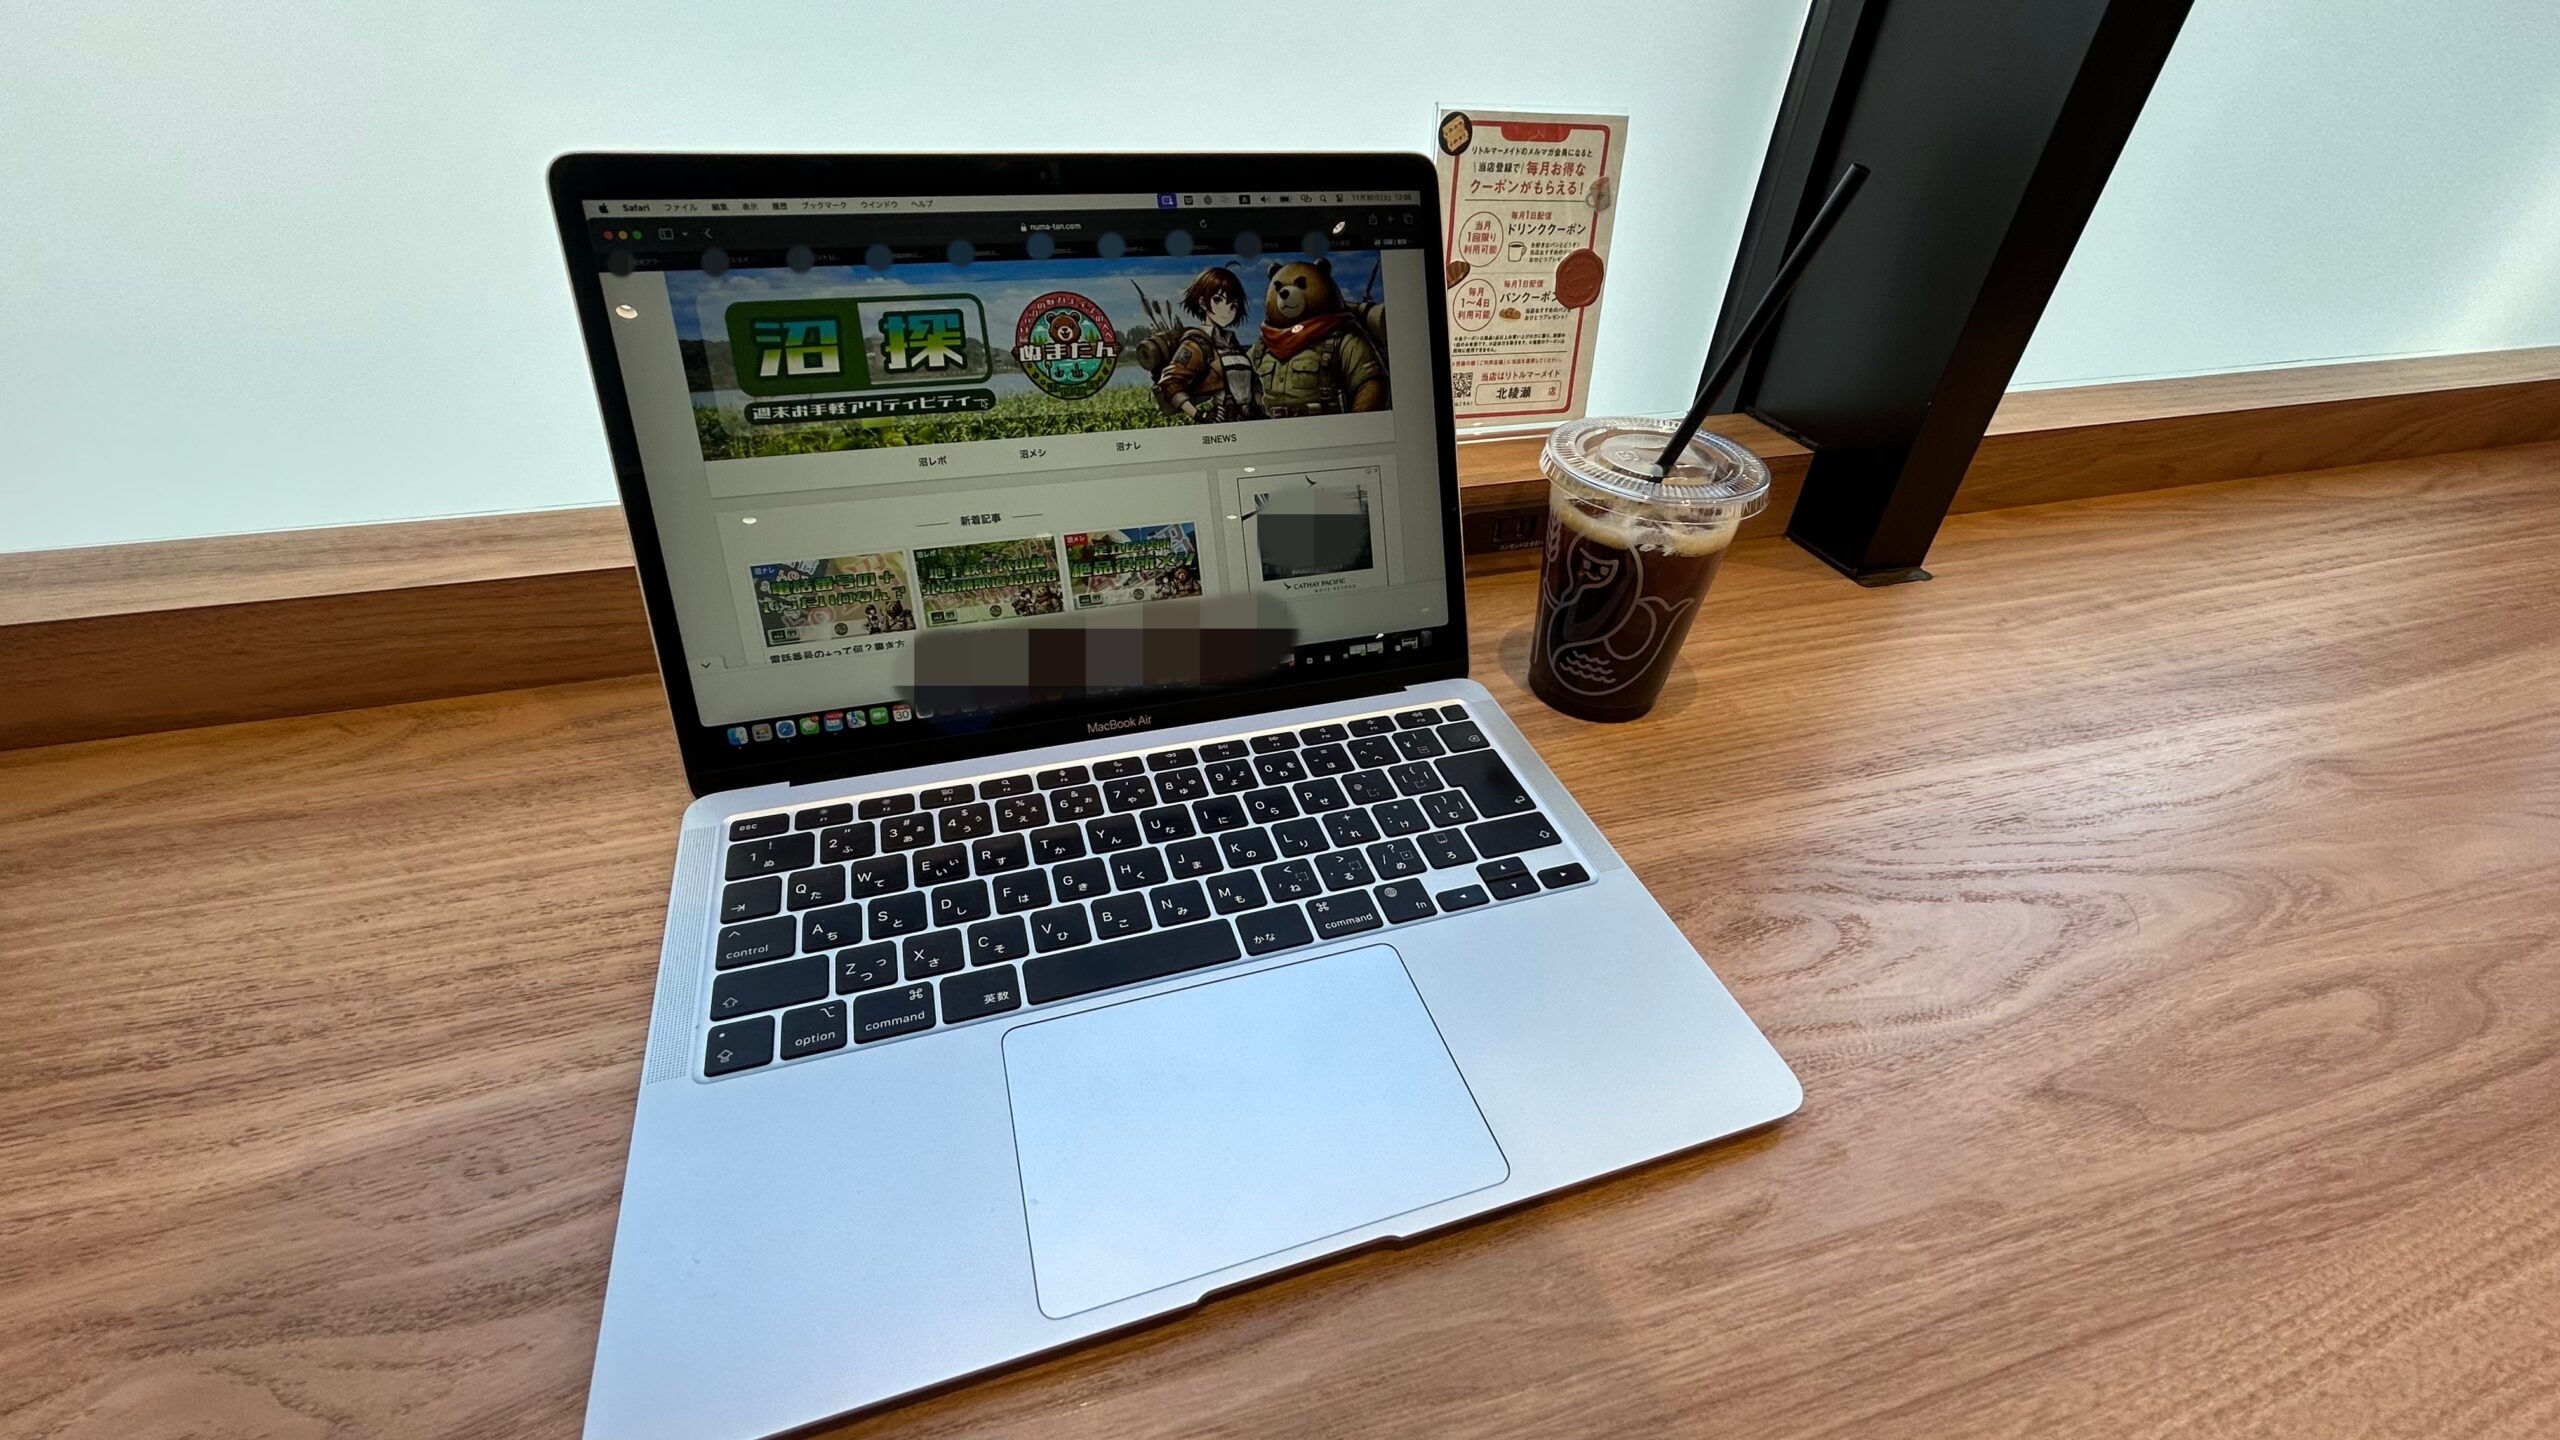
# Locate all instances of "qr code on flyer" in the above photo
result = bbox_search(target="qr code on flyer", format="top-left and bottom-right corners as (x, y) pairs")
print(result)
(1451, 370), (1474, 403)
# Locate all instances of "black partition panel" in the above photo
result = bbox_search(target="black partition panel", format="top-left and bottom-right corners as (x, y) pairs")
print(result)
(1709, 0), (2195, 583)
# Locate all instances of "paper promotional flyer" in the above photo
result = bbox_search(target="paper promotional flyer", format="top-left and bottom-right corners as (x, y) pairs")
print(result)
(1433, 107), (1626, 427)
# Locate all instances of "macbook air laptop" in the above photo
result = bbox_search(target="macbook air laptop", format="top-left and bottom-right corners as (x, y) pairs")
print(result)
(549, 151), (1800, 1439)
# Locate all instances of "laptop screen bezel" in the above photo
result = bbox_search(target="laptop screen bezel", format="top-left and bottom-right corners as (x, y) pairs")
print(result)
(548, 151), (1470, 799)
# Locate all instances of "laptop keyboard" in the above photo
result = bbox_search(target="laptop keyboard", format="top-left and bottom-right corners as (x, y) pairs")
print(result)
(697, 701), (1592, 1078)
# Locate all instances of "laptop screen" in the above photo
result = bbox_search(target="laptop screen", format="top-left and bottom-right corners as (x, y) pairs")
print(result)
(570, 170), (1456, 773)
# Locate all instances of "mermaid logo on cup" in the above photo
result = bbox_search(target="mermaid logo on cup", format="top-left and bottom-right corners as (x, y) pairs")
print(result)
(1534, 507), (1709, 698)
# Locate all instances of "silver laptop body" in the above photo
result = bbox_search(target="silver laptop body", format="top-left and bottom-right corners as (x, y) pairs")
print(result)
(550, 151), (1800, 1440)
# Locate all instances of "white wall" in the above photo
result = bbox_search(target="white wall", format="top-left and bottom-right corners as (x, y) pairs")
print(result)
(4, 0), (2556, 553)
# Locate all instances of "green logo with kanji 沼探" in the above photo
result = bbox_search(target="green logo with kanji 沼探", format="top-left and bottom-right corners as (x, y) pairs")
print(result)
(726, 294), (990, 397)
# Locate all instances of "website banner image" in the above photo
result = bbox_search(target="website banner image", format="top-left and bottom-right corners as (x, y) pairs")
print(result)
(749, 553), (916, 648)
(913, 536), (1068, 629)
(1065, 523), (1203, 610)
(670, 251), (1396, 463)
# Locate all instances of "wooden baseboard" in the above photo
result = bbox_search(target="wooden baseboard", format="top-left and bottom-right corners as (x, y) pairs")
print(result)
(4, 346), (2555, 751)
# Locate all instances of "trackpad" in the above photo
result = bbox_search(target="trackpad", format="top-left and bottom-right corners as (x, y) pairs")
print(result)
(1003, 944), (1509, 1319)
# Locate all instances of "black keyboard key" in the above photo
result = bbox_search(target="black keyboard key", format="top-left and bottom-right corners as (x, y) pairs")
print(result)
(711, 955), (826, 1020)
(779, 1000), (848, 1059)
(880, 813), (936, 851)
(1488, 871), (1540, 900)
(846, 853), (909, 897)
(920, 784), (975, 808)
(1201, 740), (1249, 762)
(1322, 810), (1380, 848)
(904, 929), (965, 979)
(973, 833), (1030, 874)
(1437, 750), (1536, 818)
(1439, 703), (1471, 722)
(1374, 880), (1436, 923)
(1253, 752), (1307, 786)
(931, 878), (990, 926)
(867, 892), (926, 938)
(1138, 878), (1203, 928)
(1146, 746), (1198, 771)
(1207, 870), (1267, 915)
(1389, 762), (1445, 797)
(853, 983), (935, 1042)
(968, 915), (1030, 965)
(1029, 824), (1087, 864)
(942, 965), (1023, 1022)
(1093, 756), (1145, 780)
(1393, 730), (1446, 761)
(1087, 814), (1144, 853)
(1193, 795), (1248, 833)
(1092, 893), (1152, 937)
(1395, 707), (1441, 729)
(1478, 857), (1529, 882)
(1302, 743), (1354, 776)
(1103, 775), (1158, 812)
(980, 774), (1033, 798)
(1166, 837), (1224, 879)
(1036, 764), (1090, 789)
(1249, 731), (1300, 753)
(1537, 862), (1593, 890)
(1348, 735), (1401, 768)
(1050, 784), (1103, 821)
(1306, 892), (1383, 939)
(857, 795), (915, 820)
(939, 803), (994, 842)
(819, 821), (877, 863)
(1419, 791), (1477, 828)
(1300, 723), (1349, 745)
(1435, 885), (1491, 912)
(1244, 787), (1300, 825)
(1418, 829), (1477, 869)
(799, 901), (863, 950)
(835, 942), (899, 992)
(792, 803), (853, 831)
(1220, 827), (1277, 868)
(1053, 857), (1109, 901)
(725, 832), (815, 880)
(915, 844), (970, 886)
(786, 865), (846, 910)
(1262, 858), (1321, 902)
(705, 1016), (774, 1075)
(1241, 905), (1313, 955)
(1343, 769), (1397, 806)
(730, 814), (789, 841)
(1030, 904), (1093, 952)
(1367, 838), (1426, 879)
(1316, 850), (1376, 891)
(995, 794), (1050, 831)
(994, 869), (1052, 915)
(1023, 919), (1241, 1003)
(720, 876), (781, 923)
(1349, 714), (1397, 736)
(1292, 777), (1349, 813)
(716, 915), (796, 970)
(1372, 799), (1427, 837)
(1154, 767), (1207, 803)
(1436, 720), (1490, 752)
(1110, 848), (1169, 890)
(1140, 805), (1196, 843)
(1469, 812), (1563, 860)
(1205, 759), (1259, 794)
(1273, 817), (1328, 857)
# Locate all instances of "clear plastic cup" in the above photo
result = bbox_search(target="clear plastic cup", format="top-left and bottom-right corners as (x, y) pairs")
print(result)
(1527, 417), (1772, 722)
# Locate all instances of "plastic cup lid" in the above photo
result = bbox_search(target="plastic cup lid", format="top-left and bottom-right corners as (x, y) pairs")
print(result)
(1541, 416), (1772, 516)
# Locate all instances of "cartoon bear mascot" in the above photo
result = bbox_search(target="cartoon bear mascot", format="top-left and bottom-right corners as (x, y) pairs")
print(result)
(1247, 259), (1390, 416)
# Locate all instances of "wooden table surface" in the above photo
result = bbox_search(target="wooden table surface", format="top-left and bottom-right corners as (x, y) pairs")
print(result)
(6, 443), (2559, 1439)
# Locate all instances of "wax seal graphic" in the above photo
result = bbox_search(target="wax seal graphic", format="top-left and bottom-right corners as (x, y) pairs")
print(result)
(1445, 258), (1472, 289)
(1554, 248), (1606, 310)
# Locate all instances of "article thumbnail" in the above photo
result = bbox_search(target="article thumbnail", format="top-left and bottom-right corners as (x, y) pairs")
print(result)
(1065, 523), (1203, 610)
(749, 553), (915, 647)
(913, 537), (1067, 628)
(1240, 468), (1381, 587)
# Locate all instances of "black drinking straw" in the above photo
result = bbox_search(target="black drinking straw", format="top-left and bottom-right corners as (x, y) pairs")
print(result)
(1653, 162), (1871, 474)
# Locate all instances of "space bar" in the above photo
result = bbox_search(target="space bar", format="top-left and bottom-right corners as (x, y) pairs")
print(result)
(1023, 920), (1243, 1004)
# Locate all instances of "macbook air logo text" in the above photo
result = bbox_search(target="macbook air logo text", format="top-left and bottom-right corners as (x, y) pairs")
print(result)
(1086, 714), (1153, 735)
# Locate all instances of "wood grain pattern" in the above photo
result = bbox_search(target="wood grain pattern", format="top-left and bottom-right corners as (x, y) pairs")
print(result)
(4, 441), (2558, 1438)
